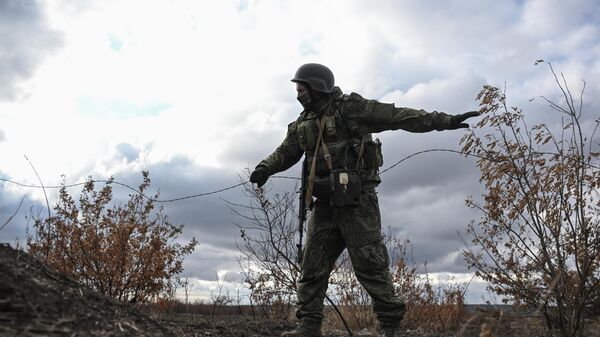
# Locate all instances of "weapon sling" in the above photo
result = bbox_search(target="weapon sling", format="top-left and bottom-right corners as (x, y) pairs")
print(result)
(304, 115), (329, 208)
(297, 115), (328, 264)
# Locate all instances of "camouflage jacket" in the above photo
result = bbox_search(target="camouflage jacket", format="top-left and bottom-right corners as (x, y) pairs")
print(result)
(257, 87), (454, 188)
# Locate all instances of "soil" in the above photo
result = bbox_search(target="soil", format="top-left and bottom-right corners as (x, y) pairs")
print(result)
(154, 314), (460, 337)
(2, 243), (597, 337)
(0, 243), (173, 337)
(0, 243), (463, 337)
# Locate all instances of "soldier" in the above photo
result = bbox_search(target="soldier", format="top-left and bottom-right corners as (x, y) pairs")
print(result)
(249, 63), (478, 337)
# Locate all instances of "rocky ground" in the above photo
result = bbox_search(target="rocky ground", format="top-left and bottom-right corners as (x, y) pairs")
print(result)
(1, 243), (598, 337)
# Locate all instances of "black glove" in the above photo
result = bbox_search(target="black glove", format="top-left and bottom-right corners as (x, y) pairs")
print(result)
(250, 165), (269, 187)
(449, 111), (480, 129)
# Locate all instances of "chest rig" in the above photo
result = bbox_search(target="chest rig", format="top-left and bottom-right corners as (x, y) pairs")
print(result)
(295, 102), (374, 207)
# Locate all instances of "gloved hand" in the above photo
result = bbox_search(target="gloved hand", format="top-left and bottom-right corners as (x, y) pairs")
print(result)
(249, 165), (269, 187)
(449, 111), (480, 129)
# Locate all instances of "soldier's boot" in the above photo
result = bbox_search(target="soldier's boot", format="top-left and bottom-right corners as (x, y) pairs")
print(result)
(281, 319), (322, 337)
(379, 322), (401, 337)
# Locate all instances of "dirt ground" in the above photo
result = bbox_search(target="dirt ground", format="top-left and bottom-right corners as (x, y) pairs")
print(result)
(0, 243), (465, 337)
(154, 314), (462, 337)
(1, 243), (598, 337)
(0, 243), (174, 337)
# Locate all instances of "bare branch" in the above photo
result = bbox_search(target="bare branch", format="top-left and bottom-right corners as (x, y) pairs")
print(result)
(0, 194), (26, 232)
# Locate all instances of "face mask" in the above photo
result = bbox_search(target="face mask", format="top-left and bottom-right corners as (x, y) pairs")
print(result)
(297, 91), (312, 110)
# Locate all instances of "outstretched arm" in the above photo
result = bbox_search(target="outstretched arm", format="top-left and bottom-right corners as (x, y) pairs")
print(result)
(341, 92), (479, 135)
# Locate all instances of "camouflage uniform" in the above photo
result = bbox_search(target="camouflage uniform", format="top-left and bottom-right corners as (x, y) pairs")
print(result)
(256, 86), (455, 334)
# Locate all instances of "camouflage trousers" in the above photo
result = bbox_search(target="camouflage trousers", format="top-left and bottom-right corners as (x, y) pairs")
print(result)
(296, 190), (406, 326)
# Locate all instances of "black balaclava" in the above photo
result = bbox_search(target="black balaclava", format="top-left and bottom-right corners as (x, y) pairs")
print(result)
(297, 86), (330, 113)
(296, 90), (312, 110)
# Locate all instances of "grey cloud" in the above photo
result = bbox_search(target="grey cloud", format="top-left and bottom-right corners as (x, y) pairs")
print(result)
(379, 73), (485, 114)
(0, 0), (63, 101)
(348, 0), (600, 96)
(127, 159), (299, 280)
(181, 245), (243, 280)
(218, 127), (284, 170)
(221, 270), (247, 284)
(216, 100), (301, 170)
(337, 36), (447, 99)
(424, 250), (472, 274)
(115, 143), (141, 163)
(349, 0), (521, 57)
(0, 130), (5, 142)
(380, 178), (482, 273)
(520, 0), (600, 37)
(72, 154), (261, 255)
(377, 131), (481, 194)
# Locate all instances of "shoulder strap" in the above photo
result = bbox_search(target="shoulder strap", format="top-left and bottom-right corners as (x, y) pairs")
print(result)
(317, 118), (334, 171)
(304, 115), (328, 208)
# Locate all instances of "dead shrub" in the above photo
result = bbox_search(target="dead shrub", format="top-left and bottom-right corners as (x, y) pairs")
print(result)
(27, 171), (197, 303)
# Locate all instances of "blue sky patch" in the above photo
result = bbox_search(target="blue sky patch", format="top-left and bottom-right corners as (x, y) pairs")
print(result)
(77, 96), (170, 119)
(108, 34), (123, 51)
(236, 0), (249, 12)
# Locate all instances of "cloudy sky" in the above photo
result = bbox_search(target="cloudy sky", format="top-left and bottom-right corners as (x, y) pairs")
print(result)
(1, 0), (599, 304)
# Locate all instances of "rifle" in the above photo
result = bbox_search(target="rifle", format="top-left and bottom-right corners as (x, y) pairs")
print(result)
(297, 158), (309, 264)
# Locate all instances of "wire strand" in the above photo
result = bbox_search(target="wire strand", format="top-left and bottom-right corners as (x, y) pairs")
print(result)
(0, 177), (249, 203)
(0, 149), (470, 203)
(1, 148), (596, 203)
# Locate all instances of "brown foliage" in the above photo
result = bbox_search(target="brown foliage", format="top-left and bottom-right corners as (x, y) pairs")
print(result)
(462, 64), (600, 337)
(328, 237), (465, 332)
(27, 171), (197, 303)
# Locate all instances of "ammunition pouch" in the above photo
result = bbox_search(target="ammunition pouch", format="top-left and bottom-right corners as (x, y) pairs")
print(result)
(355, 135), (383, 170)
(310, 169), (361, 207)
(363, 138), (383, 169)
(330, 169), (361, 207)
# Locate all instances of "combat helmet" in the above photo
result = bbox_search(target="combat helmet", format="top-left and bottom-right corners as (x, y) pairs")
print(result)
(291, 63), (335, 93)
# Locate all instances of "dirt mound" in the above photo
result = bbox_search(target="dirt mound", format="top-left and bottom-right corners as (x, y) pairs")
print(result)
(0, 243), (173, 337)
